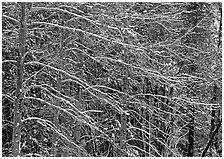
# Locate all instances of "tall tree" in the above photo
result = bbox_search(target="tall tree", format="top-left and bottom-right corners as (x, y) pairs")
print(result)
(12, 3), (26, 157)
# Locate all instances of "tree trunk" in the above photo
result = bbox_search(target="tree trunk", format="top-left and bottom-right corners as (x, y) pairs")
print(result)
(51, 77), (61, 156)
(140, 77), (146, 157)
(159, 85), (166, 155)
(165, 87), (174, 156)
(210, 83), (220, 154)
(74, 32), (85, 156)
(210, 84), (216, 137)
(120, 112), (127, 151)
(201, 120), (222, 157)
(141, 108), (146, 156)
(51, 13), (65, 156)
(12, 3), (26, 157)
(187, 105), (194, 157)
(52, 109), (59, 156)
(119, 76), (128, 155)
(218, 3), (222, 49)
(145, 78), (151, 156)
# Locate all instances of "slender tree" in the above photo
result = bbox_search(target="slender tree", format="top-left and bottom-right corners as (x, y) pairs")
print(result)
(187, 107), (194, 157)
(201, 120), (222, 157)
(12, 3), (26, 157)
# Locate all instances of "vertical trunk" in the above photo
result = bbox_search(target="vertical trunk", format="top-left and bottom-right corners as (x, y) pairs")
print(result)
(210, 84), (217, 136)
(141, 108), (146, 156)
(90, 126), (96, 156)
(148, 113), (151, 157)
(210, 99), (216, 137)
(218, 3), (222, 49)
(145, 78), (151, 156)
(120, 112), (127, 151)
(120, 76), (128, 155)
(210, 83), (220, 153)
(52, 14), (64, 156)
(51, 77), (61, 156)
(51, 75), (62, 156)
(187, 105), (194, 157)
(215, 109), (221, 156)
(12, 3), (26, 157)
(141, 77), (146, 157)
(76, 61), (83, 151)
(165, 87), (174, 156)
(159, 85), (166, 155)
(152, 84), (158, 156)
(211, 85), (216, 153)
(74, 33), (85, 156)
(52, 109), (59, 156)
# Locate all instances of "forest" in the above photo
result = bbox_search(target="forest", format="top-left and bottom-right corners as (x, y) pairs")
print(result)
(2, 2), (222, 157)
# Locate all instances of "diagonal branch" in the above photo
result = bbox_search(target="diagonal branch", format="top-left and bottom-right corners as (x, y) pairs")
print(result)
(3, 15), (20, 26)
(201, 120), (222, 157)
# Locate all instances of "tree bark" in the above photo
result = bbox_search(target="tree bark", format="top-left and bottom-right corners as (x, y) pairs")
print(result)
(52, 109), (59, 156)
(120, 112), (127, 150)
(209, 83), (221, 154)
(51, 13), (65, 156)
(218, 3), (222, 49)
(140, 77), (146, 156)
(210, 84), (217, 138)
(164, 87), (174, 156)
(73, 31), (85, 156)
(12, 3), (26, 157)
(159, 85), (166, 155)
(119, 76), (128, 155)
(187, 106), (194, 157)
(145, 78), (151, 156)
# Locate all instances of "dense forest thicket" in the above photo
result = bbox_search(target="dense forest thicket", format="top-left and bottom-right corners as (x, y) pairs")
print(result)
(2, 2), (222, 157)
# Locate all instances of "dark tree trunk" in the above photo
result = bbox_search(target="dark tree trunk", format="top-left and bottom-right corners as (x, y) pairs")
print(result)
(210, 83), (221, 154)
(187, 108), (194, 157)
(201, 120), (222, 157)
(12, 3), (26, 157)
(145, 78), (152, 156)
(218, 3), (222, 49)
(210, 84), (217, 137)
